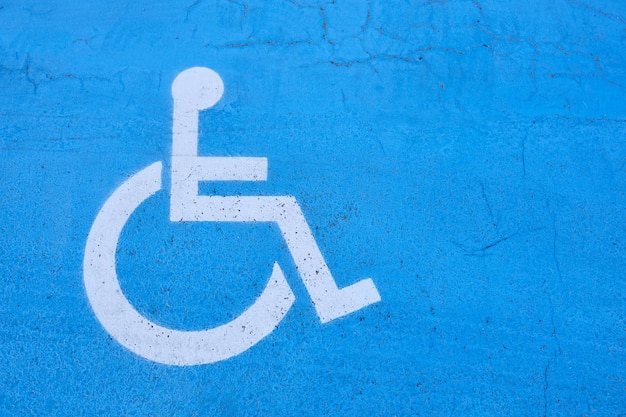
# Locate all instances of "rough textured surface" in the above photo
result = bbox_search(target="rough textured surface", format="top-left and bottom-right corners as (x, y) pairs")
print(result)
(1, 1), (625, 415)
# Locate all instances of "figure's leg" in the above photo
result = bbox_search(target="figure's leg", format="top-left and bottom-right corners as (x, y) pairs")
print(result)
(271, 197), (381, 323)
(174, 195), (380, 323)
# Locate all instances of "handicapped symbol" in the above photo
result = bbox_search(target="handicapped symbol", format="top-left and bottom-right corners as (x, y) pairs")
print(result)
(83, 67), (381, 366)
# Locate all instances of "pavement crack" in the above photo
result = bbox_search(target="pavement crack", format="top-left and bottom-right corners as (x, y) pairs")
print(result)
(184, 0), (202, 22)
(551, 212), (564, 286)
(480, 182), (496, 226)
(542, 357), (552, 417)
(452, 227), (546, 257)
(566, 0), (625, 25)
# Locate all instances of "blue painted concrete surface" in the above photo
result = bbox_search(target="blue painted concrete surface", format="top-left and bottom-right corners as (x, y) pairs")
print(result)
(1, 1), (625, 415)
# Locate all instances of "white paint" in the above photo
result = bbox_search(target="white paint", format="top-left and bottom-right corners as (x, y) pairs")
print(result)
(84, 162), (295, 365)
(84, 67), (381, 365)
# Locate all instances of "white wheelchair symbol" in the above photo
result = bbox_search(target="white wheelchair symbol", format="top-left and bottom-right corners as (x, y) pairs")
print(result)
(83, 67), (381, 366)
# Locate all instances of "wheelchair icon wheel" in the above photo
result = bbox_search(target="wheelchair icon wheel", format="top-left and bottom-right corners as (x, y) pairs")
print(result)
(84, 161), (295, 365)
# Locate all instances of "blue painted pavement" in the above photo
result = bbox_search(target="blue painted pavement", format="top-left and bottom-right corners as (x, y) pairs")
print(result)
(1, 1), (625, 415)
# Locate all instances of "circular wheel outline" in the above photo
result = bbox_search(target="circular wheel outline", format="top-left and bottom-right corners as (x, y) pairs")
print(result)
(83, 161), (295, 365)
